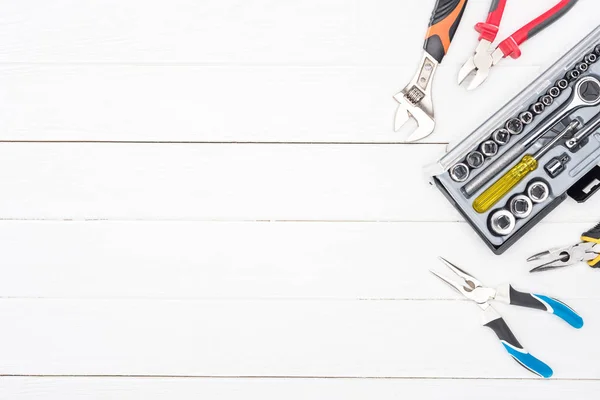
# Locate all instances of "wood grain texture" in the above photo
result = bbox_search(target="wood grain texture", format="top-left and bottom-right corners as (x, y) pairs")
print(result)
(0, 143), (597, 222)
(0, 0), (594, 66)
(0, 220), (596, 300)
(0, 298), (597, 378)
(1, 377), (600, 400)
(2, 0), (599, 397)
(0, 65), (540, 143)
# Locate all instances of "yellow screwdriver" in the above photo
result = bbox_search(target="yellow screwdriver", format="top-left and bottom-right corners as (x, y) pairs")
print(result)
(473, 120), (581, 213)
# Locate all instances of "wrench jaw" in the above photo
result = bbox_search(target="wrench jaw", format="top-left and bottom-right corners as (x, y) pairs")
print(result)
(393, 93), (435, 142)
(393, 52), (438, 142)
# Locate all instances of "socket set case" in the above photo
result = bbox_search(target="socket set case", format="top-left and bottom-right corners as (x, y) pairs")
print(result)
(428, 25), (600, 255)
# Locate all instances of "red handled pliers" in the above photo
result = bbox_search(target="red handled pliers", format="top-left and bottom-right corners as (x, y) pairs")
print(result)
(458, 0), (579, 90)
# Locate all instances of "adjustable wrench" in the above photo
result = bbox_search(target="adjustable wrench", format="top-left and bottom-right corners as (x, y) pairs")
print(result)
(394, 0), (468, 142)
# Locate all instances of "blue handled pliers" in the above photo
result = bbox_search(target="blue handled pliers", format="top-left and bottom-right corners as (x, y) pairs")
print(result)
(431, 257), (583, 378)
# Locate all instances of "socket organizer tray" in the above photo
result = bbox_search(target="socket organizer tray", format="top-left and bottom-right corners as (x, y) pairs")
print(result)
(428, 25), (600, 255)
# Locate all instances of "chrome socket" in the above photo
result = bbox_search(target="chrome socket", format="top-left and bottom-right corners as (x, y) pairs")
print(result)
(480, 140), (499, 157)
(566, 69), (581, 81)
(509, 195), (533, 219)
(584, 53), (597, 64)
(556, 79), (569, 90)
(492, 128), (511, 145)
(540, 95), (554, 107)
(506, 118), (524, 135)
(527, 181), (550, 204)
(519, 111), (534, 125)
(449, 163), (470, 182)
(466, 151), (485, 169)
(530, 102), (545, 115)
(489, 209), (516, 236)
(547, 86), (561, 98)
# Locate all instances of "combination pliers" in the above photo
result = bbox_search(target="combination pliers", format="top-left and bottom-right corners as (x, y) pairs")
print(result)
(528, 223), (600, 273)
(431, 257), (583, 378)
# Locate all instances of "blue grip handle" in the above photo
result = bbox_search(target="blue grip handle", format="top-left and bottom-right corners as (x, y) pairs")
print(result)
(535, 294), (584, 329)
(502, 342), (553, 379)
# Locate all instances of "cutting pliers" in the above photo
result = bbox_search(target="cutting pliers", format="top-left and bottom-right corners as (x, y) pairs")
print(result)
(431, 257), (583, 378)
(458, 0), (579, 90)
(528, 223), (600, 273)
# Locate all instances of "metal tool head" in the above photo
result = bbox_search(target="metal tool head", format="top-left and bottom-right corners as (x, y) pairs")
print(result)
(528, 242), (599, 272)
(393, 91), (435, 142)
(431, 257), (496, 305)
(457, 40), (500, 90)
(394, 52), (438, 142)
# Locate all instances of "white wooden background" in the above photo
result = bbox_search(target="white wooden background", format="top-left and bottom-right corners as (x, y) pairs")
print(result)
(1, 0), (600, 398)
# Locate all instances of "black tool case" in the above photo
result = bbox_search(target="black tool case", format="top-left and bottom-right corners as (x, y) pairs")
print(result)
(428, 25), (600, 255)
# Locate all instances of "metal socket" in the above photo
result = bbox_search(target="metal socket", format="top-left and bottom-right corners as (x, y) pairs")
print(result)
(466, 151), (485, 169)
(544, 153), (571, 178)
(527, 181), (550, 204)
(540, 95), (554, 107)
(566, 69), (581, 81)
(505, 118), (524, 135)
(519, 111), (534, 125)
(480, 140), (498, 157)
(595, 45), (600, 56)
(509, 195), (533, 219)
(584, 53), (597, 64)
(492, 128), (510, 146)
(547, 87), (561, 98)
(489, 209), (516, 236)
(449, 163), (470, 182)
(530, 102), (545, 115)
(576, 62), (589, 73)
(556, 79), (569, 90)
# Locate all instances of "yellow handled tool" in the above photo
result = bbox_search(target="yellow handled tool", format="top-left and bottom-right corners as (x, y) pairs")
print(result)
(473, 120), (580, 213)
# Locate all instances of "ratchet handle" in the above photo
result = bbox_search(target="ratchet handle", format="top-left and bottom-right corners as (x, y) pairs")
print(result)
(506, 285), (584, 329)
(472, 155), (537, 214)
(582, 223), (600, 267)
(498, 0), (578, 59)
(424, 0), (468, 63)
(483, 307), (553, 378)
(475, 0), (507, 42)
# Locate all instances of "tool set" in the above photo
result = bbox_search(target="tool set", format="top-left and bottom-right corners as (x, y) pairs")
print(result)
(392, 1), (596, 377)
(428, 26), (600, 254)
(431, 258), (583, 378)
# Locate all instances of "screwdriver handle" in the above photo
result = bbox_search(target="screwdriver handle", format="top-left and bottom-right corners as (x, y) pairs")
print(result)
(424, 0), (468, 63)
(473, 155), (538, 214)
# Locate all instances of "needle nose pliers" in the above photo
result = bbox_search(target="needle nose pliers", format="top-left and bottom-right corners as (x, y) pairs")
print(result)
(528, 223), (600, 273)
(431, 257), (583, 378)
(458, 0), (579, 90)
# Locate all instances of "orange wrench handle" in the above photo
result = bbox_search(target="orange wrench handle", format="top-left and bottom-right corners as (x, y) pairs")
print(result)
(424, 0), (469, 63)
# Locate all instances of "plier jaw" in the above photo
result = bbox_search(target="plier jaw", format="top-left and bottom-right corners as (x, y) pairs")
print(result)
(528, 223), (600, 273)
(430, 257), (496, 306)
(458, 0), (579, 90)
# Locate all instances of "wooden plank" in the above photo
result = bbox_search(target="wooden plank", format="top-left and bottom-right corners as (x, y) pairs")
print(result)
(0, 143), (598, 222)
(1, 377), (599, 400)
(0, 298), (596, 378)
(0, 0), (594, 66)
(0, 220), (597, 300)
(0, 65), (539, 143)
